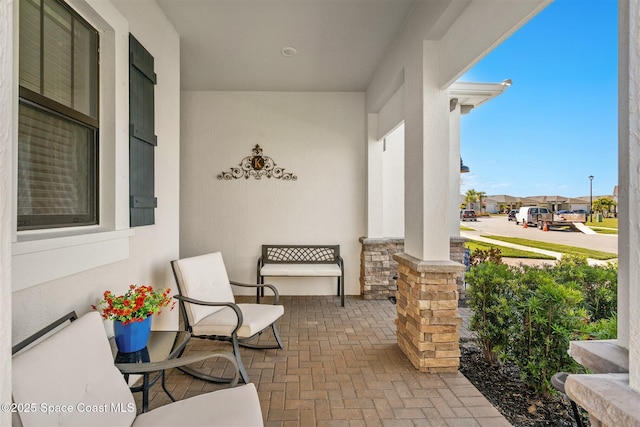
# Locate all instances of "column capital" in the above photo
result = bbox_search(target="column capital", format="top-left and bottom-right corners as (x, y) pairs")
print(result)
(393, 252), (465, 273)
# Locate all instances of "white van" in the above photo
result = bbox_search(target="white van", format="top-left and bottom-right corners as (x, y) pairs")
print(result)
(515, 206), (551, 226)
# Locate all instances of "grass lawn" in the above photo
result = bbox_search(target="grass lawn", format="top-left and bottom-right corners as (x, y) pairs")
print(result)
(585, 217), (618, 228)
(480, 235), (617, 260)
(465, 240), (556, 260)
(460, 225), (475, 231)
(585, 217), (618, 233)
(590, 227), (618, 235)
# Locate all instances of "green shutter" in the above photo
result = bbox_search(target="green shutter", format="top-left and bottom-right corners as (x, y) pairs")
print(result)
(129, 34), (157, 227)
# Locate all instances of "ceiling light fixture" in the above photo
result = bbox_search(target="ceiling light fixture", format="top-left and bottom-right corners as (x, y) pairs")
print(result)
(281, 46), (297, 57)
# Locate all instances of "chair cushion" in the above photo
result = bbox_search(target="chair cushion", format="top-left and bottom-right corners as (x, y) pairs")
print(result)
(173, 252), (236, 325)
(12, 312), (136, 426)
(192, 304), (284, 338)
(132, 383), (263, 426)
(260, 263), (342, 277)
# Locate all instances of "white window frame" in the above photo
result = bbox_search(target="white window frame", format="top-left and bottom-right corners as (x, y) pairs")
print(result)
(12, 0), (133, 291)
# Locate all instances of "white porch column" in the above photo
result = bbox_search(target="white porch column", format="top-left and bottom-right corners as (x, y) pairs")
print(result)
(619, 0), (640, 392)
(366, 113), (384, 238)
(395, 41), (463, 373)
(403, 41), (451, 261)
(449, 101), (461, 238)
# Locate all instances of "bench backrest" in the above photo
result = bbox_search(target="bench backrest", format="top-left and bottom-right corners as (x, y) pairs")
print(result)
(261, 245), (340, 264)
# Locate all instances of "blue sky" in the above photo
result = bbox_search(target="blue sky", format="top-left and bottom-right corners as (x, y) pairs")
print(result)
(459, 0), (618, 198)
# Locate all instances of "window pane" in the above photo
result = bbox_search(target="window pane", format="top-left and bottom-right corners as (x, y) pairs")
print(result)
(18, 103), (96, 228)
(73, 21), (98, 118)
(42, 0), (72, 108)
(19, 0), (41, 93)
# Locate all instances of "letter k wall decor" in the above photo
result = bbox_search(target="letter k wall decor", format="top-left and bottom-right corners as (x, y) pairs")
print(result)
(218, 144), (298, 181)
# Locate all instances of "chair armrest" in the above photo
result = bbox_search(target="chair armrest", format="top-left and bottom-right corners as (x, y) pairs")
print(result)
(229, 281), (280, 304)
(173, 295), (243, 330)
(116, 351), (240, 386)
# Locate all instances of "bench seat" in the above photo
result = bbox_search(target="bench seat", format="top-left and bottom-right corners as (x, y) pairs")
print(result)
(260, 263), (342, 277)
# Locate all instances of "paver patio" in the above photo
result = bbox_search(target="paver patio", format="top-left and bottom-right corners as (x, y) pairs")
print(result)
(140, 296), (509, 427)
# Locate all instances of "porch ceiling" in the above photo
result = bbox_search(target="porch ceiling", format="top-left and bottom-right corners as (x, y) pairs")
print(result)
(155, 0), (420, 92)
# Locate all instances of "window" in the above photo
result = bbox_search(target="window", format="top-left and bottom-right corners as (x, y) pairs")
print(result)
(18, 0), (99, 230)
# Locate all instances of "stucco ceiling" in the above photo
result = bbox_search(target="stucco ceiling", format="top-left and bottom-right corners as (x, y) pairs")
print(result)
(155, 0), (418, 92)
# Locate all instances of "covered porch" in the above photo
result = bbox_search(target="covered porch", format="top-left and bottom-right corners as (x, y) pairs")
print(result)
(1, 0), (639, 425)
(145, 296), (509, 426)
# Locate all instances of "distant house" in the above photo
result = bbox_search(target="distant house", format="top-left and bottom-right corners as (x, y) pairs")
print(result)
(481, 193), (618, 214)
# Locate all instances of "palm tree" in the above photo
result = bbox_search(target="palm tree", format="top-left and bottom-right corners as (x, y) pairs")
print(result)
(476, 191), (487, 213)
(592, 197), (617, 218)
(465, 189), (478, 210)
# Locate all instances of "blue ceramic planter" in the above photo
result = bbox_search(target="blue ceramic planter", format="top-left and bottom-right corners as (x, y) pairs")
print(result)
(113, 315), (152, 353)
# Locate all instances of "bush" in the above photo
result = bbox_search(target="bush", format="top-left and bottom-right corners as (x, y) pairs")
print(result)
(508, 278), (588, 395)
(465, 256), (618, 397)
(469, 247), (503, 267)
(551, 256), (618, 321)
(583, 314), (618, 340)
(465, 261), (517, 364)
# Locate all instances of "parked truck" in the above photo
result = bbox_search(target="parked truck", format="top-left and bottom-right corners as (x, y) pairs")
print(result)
(515, 206), (587, 230)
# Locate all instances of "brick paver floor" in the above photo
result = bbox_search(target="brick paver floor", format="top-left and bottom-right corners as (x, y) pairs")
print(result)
(140, 296), (510, 426)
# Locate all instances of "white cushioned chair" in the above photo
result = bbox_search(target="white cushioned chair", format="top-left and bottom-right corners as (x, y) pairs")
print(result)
(171, 252), (284, 384)
(12, 311), (264, 426)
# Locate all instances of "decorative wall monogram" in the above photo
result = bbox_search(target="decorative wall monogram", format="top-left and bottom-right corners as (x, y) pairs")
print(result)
(217, 144), (298, 180)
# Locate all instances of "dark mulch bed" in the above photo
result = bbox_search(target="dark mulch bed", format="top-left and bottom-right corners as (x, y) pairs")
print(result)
(459, 339), (589, 427)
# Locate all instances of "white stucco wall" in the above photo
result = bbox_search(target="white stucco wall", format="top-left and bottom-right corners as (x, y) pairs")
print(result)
(382, 124), (404, 238)
(11, 0), (181, 343)
(180, 91), (365, 296)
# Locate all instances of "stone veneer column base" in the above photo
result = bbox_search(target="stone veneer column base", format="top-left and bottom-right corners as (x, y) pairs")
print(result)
(394, 253), (465, 373)
(359, 237), (405, 300)
(359, 237), (468, 300)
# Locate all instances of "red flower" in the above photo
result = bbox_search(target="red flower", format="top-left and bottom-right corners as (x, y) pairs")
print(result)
(91, 284), (174, 323)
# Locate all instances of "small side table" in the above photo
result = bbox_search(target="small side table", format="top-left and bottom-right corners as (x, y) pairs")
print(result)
(110, 330), (190, 413)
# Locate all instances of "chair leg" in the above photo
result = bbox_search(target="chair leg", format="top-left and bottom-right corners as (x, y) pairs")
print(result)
(232, 334), (251, 384)
(175, 336), (241, 384)
(239, 323), (284, 350)
(272, 322), (284, 349)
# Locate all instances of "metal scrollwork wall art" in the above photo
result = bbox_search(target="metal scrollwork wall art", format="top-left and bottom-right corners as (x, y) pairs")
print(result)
(217, 144), (298, 181)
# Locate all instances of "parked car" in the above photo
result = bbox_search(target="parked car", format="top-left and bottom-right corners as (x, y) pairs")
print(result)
(460, 209), (477, 221)
(508, 209), (517, 221)
(571, 209), (588, 215)
(556, 210), (571, 215)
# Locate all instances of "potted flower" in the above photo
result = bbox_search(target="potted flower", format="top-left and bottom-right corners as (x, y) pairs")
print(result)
(92, 284), (175, 353)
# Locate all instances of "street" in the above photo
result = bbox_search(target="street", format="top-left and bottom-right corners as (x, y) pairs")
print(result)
(460, 215), (618, 256)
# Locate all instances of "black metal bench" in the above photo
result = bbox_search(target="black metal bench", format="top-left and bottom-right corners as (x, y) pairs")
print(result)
(257, 245), (344, 307)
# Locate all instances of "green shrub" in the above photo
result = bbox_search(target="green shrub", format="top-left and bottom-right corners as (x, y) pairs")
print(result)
(465, 262), (517, 364)
(551, 256), (618, 321)
(466, 256), (618, 397)
(583, 314), (618, 340)
(508, 278), (587, 396)
(469, 247), (503, 267)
